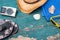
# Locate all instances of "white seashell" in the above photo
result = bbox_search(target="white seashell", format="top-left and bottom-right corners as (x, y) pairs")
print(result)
(49, 5), (55, 14)
(33, 14), (40, 20)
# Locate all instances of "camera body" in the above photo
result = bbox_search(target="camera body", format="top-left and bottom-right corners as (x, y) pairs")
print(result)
(0, 6), (17, 17)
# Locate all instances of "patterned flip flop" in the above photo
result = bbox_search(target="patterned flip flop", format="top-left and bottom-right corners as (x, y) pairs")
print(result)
(0, 20), (14, 39)
(5, 20), (18, 35)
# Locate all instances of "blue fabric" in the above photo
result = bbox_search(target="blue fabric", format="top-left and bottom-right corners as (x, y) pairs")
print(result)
(42, 0), (60, 21)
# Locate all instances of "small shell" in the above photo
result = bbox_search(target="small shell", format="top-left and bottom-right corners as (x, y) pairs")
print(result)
(33, 14), (40, 20)
(49, 5), (55, 14)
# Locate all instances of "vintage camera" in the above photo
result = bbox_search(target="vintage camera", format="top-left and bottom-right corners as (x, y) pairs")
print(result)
(0, 6), (17, 17)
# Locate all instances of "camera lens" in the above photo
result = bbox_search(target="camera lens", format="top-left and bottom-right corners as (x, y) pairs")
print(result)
(7, 8), (13, 15)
